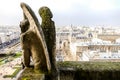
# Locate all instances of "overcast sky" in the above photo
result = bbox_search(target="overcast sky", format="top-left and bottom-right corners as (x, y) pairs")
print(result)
(0, 0), (120, 26)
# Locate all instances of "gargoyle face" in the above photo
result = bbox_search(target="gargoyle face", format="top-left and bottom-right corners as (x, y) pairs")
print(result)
(39, 6), (53, 19)
(20, 19), (29, 33)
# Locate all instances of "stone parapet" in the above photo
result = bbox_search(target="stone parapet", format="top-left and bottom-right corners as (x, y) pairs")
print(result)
(17, 67), (45, 80)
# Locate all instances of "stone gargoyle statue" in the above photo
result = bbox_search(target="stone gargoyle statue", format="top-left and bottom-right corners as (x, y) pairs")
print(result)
(20, 3), (51, 73)
(39, 6), (58, 79)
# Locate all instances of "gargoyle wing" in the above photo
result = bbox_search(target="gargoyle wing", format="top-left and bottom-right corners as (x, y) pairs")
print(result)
(20, 2), (51, 71)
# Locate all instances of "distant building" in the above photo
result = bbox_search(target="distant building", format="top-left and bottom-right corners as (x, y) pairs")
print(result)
(72, 40), (120, 61)
(56, 26), (120, 61)
(0, 25), (20, 43)
(98, 34), (120, 43)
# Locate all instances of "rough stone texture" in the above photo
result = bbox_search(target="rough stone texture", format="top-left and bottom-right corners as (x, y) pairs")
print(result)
(18, 61), (120, 80)
(20, 3), (51, 72)
(17, 67), (45, 80)
(39, 7), (58, 80)
(57, 61), (120, 80)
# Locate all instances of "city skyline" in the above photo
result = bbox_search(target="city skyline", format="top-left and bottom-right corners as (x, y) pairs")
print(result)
(0, 0), (120, 26)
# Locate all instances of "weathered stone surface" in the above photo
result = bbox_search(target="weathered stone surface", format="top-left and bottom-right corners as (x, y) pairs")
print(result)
(20, 2), (51, 72)
(17, 68), (45, 80)
(19, 2), (59, 80)
(57, 61), (120, 80)
(39, 6), (58, 80)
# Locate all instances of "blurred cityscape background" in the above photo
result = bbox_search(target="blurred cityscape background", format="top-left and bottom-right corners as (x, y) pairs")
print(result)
(0, 25), (120, 79)
(56, 25), (120, 62)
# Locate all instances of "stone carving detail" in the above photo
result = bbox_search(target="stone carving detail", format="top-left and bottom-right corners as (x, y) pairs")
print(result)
(20, 3), (51, 72)
(39, 6), (58, 79)
(39, 6), (57, 73)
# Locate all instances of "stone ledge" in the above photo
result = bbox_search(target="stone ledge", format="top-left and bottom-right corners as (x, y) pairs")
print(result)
(57, 61), (120, 70)
(17, 67), (45, 80)
(57, 61), (120, 80)
(17, 62), (120, 80)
